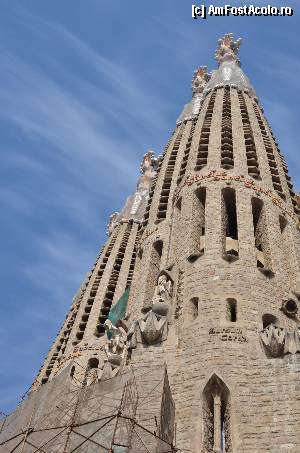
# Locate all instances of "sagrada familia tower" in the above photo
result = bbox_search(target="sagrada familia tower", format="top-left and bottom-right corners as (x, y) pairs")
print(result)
(1, 34), (300, 453)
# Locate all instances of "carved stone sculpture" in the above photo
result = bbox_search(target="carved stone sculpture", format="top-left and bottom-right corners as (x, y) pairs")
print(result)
(260, 323), (300, 357)
(102, 320), (127, 379)
(260, 324), (285, 358)
(104, 320), (127, 358)
(139, 311), (169, 345)
(127, 270), (173, 348)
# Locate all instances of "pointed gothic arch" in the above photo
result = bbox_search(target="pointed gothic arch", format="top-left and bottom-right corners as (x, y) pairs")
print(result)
(202, 374), (233, 452)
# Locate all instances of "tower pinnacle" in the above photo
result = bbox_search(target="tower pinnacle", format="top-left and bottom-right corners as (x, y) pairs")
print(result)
(204, 33), (256, 97)
(192, 66), (211, 96)
(215, 33), (242, 66)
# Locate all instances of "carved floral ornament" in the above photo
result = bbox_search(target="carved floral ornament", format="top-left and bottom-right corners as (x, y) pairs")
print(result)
(215, 33), (242, 66)
(173, 170), (300, 226)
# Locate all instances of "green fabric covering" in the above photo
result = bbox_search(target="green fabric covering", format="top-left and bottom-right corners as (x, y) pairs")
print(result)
(108, 286), (130, 326)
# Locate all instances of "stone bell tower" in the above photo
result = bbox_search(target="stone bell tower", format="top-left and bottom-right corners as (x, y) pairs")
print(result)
(125, 33), (300, 452)
(1, 34), (300, 453)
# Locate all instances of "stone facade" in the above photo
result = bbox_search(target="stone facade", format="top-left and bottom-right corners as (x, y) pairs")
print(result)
(1, 34), (300, 453)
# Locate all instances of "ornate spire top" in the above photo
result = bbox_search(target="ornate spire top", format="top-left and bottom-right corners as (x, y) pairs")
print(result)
(215, 33), (242, 66)
(177, 66), (211, 124)
(192, 66), (211, 96)
(140, 150), (158, 177)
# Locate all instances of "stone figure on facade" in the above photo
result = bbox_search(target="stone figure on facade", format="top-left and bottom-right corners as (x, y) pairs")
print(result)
(104, 319), (127, 360)
(101, 319), (128, 379)
(127, 269), (174, 349)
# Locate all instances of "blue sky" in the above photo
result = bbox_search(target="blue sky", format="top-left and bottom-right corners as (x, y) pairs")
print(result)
(0, 0), (299, 414)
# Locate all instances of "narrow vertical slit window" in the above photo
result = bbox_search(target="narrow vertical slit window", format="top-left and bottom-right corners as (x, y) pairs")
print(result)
(175, 197), (182, 212)
(251, 198), (274, 276)
(279, 215), (287, 233)
(189, 297), (199, 321)
(188, 188), (206, 262)
(221, 87), (234, 170)
(222, 188), (239, 261)
(70, 366), (75, 379)
(227, 299), (237, 322)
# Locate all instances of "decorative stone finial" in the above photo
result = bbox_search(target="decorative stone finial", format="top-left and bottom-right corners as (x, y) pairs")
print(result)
(106, 212), (119, 236)
(215, 33), (242, 66)
(192, 66), (211, 96)
(140, 150), (158, 177)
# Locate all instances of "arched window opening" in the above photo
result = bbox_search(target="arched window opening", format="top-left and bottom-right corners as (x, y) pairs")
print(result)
(188, 188), (206, 262)
(154, 240), (163, 258)
(88, 358), (99, 369)
(251, 198), (273, 275)
(223, 188), (238, 240)
(227, 299), (237, 322)
(189, 297), (199, 321)
(262, 314), (278, 329)
(85, 358), (99, 386)
(222, 188), (239, 262)
(202, 375), (232, 452)
(251, 198), (263, 242)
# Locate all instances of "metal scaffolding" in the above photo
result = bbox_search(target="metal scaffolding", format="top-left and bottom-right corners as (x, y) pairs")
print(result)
(0, 367), (176, 453)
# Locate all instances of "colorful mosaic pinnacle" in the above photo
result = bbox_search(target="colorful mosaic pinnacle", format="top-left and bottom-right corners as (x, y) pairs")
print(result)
(215, 32), (242, 65)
